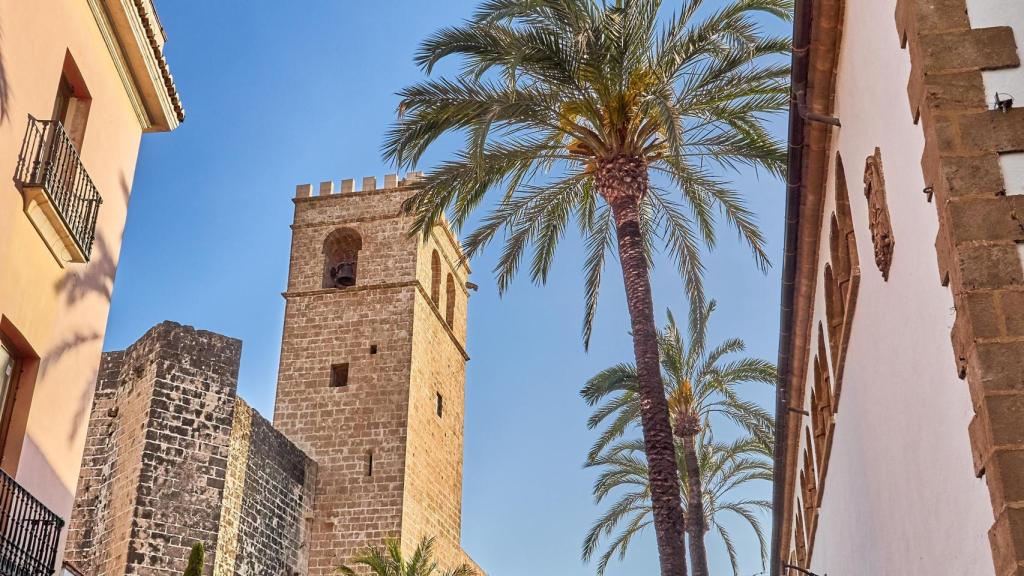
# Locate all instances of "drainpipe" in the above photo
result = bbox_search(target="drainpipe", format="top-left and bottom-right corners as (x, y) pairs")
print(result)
(772, 1), (813, 575)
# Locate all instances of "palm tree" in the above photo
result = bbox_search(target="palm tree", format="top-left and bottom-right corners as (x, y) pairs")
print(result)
(583, 432), (773, 576)
(581, 303), (775, 576)
(384, 2), (790, 574)
(337, 537), (476, 576)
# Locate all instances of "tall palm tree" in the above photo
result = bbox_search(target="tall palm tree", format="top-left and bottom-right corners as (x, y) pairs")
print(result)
(581, 303), (776, 576)
(583, 433), (773, 576)
(337, 537), (476, 576)
(385, 2), (790, 574)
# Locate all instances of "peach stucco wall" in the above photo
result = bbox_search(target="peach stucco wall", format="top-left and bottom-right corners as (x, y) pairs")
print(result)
(0, 0), (151, 563)
(792, 0), (1013, 573)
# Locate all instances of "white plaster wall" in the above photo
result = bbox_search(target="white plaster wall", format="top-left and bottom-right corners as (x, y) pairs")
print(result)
(793, 0), (998, 573)
(968, 0), (1024, 195)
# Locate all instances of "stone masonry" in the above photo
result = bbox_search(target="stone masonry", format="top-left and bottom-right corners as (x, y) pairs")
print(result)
(276, 175), (478, 574)
(64, 322), (315, 576)
(895, 3), (1024, 575)
(65, 174), (481, 575)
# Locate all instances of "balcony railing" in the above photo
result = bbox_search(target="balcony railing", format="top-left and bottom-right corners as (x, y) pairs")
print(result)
(15, 115), (102, 261)
(0, 468), (64, 576)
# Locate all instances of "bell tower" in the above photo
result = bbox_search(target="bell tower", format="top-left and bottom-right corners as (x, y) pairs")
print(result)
(273, 175), (479, 575)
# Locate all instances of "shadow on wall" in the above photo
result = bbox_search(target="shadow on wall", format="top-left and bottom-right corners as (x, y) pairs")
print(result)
(40, 169), (132, 450)
(0, 22), (9, 123)
(39, 226), (117, 450)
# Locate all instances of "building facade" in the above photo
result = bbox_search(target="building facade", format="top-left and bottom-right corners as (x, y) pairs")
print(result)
(0, 0), (182, 573)
(63, 174), (481, 575)
(773, 1), (1024, 575)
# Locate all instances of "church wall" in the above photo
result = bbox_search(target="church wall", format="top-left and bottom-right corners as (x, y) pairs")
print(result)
(401, 227), (476, 571)
(274, 178), (481, 575)
(65, 323), (315, 576)
(65, 322), (240, 575)
(215, 399), (316, 576)
(275, 183), (421, 574)
(788, 0), (998, 573)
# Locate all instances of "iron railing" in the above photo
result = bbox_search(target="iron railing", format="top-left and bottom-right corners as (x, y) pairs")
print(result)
(15, 115), (102, 259)
(0, 468), (64, 576)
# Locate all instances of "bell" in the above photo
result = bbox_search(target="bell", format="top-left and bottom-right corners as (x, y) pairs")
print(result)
(331, 262), (356, 287)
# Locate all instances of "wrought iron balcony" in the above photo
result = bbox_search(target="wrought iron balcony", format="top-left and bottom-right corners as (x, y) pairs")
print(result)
(0, 468), (64, 576)
(15, 115), (102, 262)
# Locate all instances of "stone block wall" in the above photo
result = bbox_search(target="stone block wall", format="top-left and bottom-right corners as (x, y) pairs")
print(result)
(65, 322), (315, 576)
(214, 399), (316, 576)
(895, 2), (1024, 574)
(65, 321), (240, 576)
(402, 223), (476, 572)
(274, 179), (480, 575)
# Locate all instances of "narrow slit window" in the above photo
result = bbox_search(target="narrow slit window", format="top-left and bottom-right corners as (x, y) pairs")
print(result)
(436, 392), (443, 418)
(330, 363), (349, 388)
(366, 450), (374, 476)
(369, 344), (378, 355)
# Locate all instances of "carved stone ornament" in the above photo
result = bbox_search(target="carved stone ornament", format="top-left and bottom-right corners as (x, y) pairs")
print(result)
(863, 148), (895, 280)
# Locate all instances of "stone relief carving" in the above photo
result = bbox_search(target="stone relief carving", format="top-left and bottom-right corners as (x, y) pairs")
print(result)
(863, 148), (895, 280)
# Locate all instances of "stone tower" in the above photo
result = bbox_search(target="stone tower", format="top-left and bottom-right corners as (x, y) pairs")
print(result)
(273, 175), (478, 574)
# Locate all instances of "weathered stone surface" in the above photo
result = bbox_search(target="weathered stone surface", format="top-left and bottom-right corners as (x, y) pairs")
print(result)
(65, 179), (481, 576)
(64, 322), (314, 576)
(276, 184), (479, 574)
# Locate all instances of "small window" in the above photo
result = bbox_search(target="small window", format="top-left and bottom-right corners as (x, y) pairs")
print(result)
(330, 363), (349, 388)
(445, 274), (456, 327)
(366, 450), (374, 476)
(430, 250), (441, 306)
(369, 344), (378, 355)
(435, 392), (443, 418)
(0, 341), (19, 459)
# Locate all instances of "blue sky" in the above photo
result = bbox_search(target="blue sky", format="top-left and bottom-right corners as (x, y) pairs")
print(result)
(105, 2), (787, 575)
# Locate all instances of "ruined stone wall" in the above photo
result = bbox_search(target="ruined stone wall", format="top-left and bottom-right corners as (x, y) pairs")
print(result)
(67, 322), (317, 576)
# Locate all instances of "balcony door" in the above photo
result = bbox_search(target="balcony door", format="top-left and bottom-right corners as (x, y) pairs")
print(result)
(0, 342), (18, 473)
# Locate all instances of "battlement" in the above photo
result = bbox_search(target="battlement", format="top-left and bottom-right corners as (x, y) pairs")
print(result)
(295, 171), (425, 198)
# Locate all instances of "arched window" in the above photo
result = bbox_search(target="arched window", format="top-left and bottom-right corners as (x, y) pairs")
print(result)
(323, 228), (362, 288)
(818, 328), (835, 410)
(823, 263), (841, 362)
(802, 429), (817, 505)
(445, 274), (456, 327)
(811, 356), (833, 470)
(795, 504), (808, 568)
(430, 250), (441, 307)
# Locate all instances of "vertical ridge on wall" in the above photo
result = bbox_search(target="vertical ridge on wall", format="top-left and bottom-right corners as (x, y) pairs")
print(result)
(214, 399), (252, 576)
(896, 2), (1024, 574)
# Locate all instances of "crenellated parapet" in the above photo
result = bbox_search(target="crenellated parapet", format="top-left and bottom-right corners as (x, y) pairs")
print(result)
(294, 171), (425, 198)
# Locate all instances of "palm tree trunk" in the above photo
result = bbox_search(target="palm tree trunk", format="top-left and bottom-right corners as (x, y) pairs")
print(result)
(681, 430), (709, 576)
(599, 155), (688, 576)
